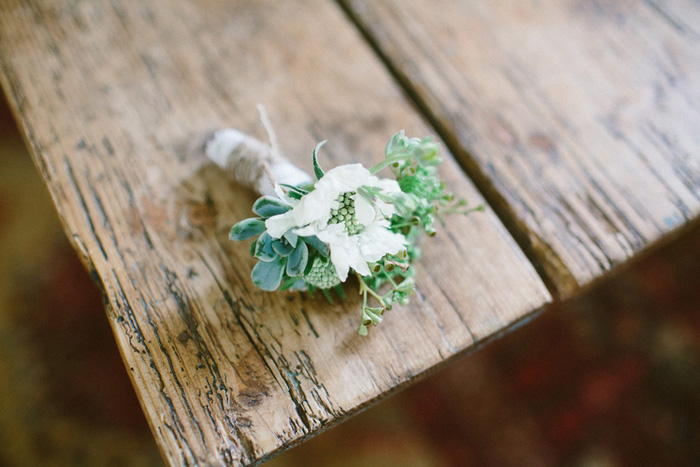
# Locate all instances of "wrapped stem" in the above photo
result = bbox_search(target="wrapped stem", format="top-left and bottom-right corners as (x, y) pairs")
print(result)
(206, 128), (312, 196)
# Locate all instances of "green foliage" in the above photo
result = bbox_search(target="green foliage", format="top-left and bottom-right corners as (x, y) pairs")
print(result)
(253, 196), (291, 218)
(229, 131), (482, 337)
(286, 241), (308, 277)
(272, 239), (294, 257)
(229, 183), (331, 295)
(312, 140), (327, 180)
(301, 234), (329, 257)
(229, 218), (265, 241)
(353, 131), (482, 335)
(284, 231), (299, 247)
(251, 256), (285, 291)
(279, 184), (309, 200)
(254, 232), (277, 262)
(385, 130), (441, 167)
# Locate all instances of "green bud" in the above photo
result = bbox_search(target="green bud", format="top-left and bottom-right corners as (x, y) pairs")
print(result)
(364, 307), (384, 325)
(397, 276), (415, 293)
(304, 256), (341, 289)
(390, 192), (417, 217)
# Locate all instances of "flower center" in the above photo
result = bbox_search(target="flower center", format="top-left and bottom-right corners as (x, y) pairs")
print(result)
(328, 191), (363, 235)
(304, 256), (341, 289)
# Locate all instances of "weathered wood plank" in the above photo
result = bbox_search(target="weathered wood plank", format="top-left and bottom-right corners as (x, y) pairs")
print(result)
(0, 0), (549, 465)
(342, 0), (700, 296)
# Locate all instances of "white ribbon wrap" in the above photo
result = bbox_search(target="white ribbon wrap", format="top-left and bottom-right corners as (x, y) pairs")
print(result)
(205, 128), (312, 196)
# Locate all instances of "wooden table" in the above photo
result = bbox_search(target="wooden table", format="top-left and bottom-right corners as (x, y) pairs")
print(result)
(1, 0), (698, 465)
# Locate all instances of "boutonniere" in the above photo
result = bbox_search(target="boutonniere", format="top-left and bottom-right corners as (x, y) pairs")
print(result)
(208, 121), (481, 336)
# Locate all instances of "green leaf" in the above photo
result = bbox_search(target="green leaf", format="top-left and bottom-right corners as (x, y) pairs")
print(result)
(284, 231), (299, 248)
(363, 307), (384, 325)
(396, 276), (415, 293)
(254, 232), (278, 262)
(312, 140), (327, 180)
(406, 136), (440, 167)
(272, 239), (294, 257)
(280, 277), (307, 291)
(302, 235), (329, 257)
(385, 130), (406, 157)
(286, 241), (308, 277)
(390, 192), (417, 216)
(251, 256), (285, 291)
(229, 218), (265, 241)
(321, 288), (334, 303)
(252, 196), (290, 218)
(279, 183), (309, 200)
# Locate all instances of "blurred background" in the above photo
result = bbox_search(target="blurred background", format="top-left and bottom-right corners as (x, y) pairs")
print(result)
(1, 90), (699, 466)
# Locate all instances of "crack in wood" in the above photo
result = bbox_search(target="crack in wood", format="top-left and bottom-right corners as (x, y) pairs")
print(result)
(139, 289), (210, 465)
(111, 273), (198, 463)
(65, 157), (108, 261)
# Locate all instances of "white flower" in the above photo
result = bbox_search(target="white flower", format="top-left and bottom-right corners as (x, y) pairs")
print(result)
(265, 163), (407, 281)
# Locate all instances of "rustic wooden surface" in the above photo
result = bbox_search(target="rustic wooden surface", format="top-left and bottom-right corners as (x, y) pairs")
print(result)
(0, 0), (550, 465)
(342, 0), (700, 297)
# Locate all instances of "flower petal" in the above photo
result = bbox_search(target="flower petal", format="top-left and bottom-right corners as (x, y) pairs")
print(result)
(359, 223), (407, 262)
(348, 254), (371, 277)
(354, 193), (376, 226)
(335, 235), (372, 279)
(329, 240), (355, 281)
(266, 162), (408, 281)
(293, 225), (320, 237)
(291, 195), (326, 226)
(317, 164), (372, 193)
(314, 223), (347, 245)
(372, 177), (401, 194)
(374, 199), (396, 219)
(265, 212), (297, 238)
(274, 183), (299, 206)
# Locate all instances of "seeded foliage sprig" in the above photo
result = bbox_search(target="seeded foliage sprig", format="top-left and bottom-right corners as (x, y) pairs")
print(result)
(229, 131), (482, 336)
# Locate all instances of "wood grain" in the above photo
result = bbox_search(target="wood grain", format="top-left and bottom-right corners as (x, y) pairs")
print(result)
(0, 0), (549, 465)
(342, 0), (700, 296)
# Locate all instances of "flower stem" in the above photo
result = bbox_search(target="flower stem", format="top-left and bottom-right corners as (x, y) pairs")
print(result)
(391, 221), (417, 229)
(439, 204), (485, 216)
(382, 269), (398, 288)
(356, 273), (386, 307)
(369, 154), (414, 174)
